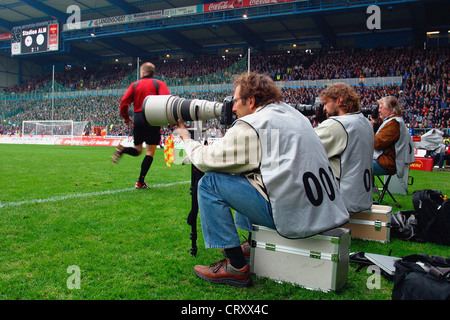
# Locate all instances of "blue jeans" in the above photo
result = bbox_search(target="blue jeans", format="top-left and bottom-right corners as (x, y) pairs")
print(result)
(373, 159), (390, 176)
(197, 172), (275, 249)
(437, 154), (450, 168)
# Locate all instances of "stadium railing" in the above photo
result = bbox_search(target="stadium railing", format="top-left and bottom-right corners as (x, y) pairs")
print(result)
(0, 76), (403, 101)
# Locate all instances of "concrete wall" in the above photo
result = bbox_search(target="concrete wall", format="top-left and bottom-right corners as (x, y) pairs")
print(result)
(0, 53), (42, 90)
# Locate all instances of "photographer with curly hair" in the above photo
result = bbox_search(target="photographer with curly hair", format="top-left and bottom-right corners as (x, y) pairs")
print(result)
(314, 82), (374, 212)
(176, 72), (348, 287)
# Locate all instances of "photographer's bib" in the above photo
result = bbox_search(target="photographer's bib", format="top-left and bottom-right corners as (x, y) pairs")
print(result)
(329, 113), (374, 212)
(237, 102), (349, 239)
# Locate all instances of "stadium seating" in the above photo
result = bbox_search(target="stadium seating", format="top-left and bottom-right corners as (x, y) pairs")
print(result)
(0, 45), (449, 137)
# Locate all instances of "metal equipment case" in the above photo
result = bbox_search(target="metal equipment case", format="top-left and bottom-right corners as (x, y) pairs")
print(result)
(250, 226), (350, 292)
(342, 204), (392, 242)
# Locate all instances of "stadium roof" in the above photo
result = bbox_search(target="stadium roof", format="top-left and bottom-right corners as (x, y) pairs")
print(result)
(0, 0), (448, 65)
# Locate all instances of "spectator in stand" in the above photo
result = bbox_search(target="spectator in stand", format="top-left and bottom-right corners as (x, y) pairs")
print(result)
(1, 46), (449, 136)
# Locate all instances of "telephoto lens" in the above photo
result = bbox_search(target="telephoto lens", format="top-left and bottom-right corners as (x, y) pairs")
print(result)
(292, 102), (326, 123)
(142, 95), (223, 126)
(293, 103), (317, 116)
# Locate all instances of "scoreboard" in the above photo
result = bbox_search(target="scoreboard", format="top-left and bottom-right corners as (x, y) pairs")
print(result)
(11, 20), (59, 56)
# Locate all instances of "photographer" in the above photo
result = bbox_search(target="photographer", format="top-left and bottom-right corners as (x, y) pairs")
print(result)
(314, 83), (374, 212)
(176, 72), (348, 287)
(373, 96), (413, 177)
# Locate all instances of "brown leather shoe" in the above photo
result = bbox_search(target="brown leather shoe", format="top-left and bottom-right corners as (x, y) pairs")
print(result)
(194, 259), (252, 287)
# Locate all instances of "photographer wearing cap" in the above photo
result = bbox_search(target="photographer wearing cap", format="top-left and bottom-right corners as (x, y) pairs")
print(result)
(176, 72), (348, 287)
(314, 83), (374, 212)
(373, 96), (414, 177)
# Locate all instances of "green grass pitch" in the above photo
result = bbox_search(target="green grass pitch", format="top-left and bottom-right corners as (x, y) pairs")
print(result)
(0, 144), (448, 301)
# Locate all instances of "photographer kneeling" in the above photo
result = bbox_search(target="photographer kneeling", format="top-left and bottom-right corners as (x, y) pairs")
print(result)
(314, 83), (374, 212)
(176, 72), (348, 287)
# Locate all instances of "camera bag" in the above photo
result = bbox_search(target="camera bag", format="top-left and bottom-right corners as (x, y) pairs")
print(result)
(392, 254), (450, 300)
(412, 189), (450, 245)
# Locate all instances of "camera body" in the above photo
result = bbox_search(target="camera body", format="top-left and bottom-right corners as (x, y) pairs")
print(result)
(294, 102), (379, 121)
(220, 96), (236, 126)
(361, 105), (379, 119)
(142, 95), (236, 127)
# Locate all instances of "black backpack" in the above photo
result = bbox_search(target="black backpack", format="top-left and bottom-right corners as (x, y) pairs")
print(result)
(412, 189), (450, 245)
(392, 254), (450, 300)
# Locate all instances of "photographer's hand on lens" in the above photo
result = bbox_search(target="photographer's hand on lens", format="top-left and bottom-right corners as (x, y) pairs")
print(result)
(176, 119), (191, 141)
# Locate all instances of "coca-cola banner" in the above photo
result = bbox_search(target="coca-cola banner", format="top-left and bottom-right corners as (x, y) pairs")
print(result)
(204, 0), (295, 12)
(63, 0), (298, 31)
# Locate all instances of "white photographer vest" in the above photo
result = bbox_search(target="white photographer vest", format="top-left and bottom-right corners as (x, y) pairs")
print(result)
(330, 113), (374, 212)
(237, 102), (349, 239)
(374, 115), (415, 178)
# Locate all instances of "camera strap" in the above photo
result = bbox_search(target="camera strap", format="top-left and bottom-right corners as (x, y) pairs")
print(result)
(132, 78), (160, 95)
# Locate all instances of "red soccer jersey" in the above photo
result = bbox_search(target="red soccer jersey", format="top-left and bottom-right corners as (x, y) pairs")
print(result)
(119, 77), (170, 121)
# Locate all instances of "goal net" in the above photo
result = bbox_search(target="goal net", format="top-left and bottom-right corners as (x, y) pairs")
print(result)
(22, 120), (88, 136)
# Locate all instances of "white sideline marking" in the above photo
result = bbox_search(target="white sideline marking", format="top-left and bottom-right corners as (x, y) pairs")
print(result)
(0, 180), (190, 209)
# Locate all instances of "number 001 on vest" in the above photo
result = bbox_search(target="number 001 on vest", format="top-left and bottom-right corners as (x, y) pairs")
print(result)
(250, 226), (350, 292)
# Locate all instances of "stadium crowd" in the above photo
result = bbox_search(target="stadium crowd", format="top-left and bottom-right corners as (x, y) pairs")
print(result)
(0, 45), (449, 137)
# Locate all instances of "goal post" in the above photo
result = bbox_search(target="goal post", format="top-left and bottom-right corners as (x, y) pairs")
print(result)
(22, 120), (88, 136)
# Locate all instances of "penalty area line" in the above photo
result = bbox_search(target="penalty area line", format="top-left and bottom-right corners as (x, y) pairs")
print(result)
(0, 180), (190, 209)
